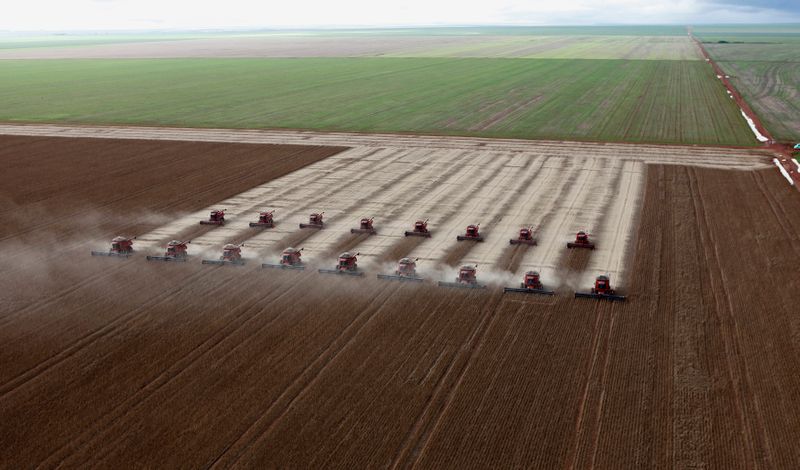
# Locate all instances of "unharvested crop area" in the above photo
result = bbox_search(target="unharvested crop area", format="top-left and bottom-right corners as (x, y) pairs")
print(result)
(2, 134), (798, 468)
(0, 58), (754, 145)
(697, 26), (800, 142)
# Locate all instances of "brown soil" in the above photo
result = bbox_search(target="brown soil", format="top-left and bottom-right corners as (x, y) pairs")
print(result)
(1, 136), (799, 468)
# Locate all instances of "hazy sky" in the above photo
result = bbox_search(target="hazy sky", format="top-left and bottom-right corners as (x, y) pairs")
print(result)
(3, 0), (800, 31)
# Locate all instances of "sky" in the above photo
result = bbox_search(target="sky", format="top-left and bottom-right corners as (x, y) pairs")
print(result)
(2, 0), (800, 31)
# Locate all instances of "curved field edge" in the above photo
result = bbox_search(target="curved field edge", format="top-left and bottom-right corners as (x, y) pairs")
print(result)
(0, 57), (756, 146)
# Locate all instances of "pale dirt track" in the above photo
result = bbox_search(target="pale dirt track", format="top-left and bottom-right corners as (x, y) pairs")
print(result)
(1, 135), (799, 468)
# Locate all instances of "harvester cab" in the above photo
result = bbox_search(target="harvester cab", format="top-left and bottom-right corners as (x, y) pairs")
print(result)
(377, 257), (423, 282)
(510, 227), (537, 245)
(91, 236), (135, 257)
(503, 270), (554, 295)
(567, 231), (595, 249)
(457, 224), (484, 242)
(146, 240), (190, 262)
(300, 212), (324, 229)
(319, 252), (364, 276)
(351, 217), (376, 235)
(262, 247), (305, 270)
(438, 265), (487, 289)
(202, 243), (245, 266)
(249, 210), (275, 228)
(575, 275), (626, 301)
(200, 209), (226, 226)
(405, 219), (431, 238)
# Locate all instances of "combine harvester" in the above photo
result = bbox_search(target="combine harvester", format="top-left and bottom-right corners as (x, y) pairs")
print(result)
(262, 247), (305, 270)
(404, 219), (431, 238)
(567, 231), (595, 249)
(503, 271), (554, 296)
(299, 212), (324, 229)
(202, 244), (246, 266)
(456, 224), (484, 242)
(319, 252), (364, 277)
(350, 217), (376, 235)
(438, 265), (487, 289)
(575, 275), (626, 302)
(377, 258), (424, 282)
(146, 240), (190, 262)
(91, 236), (135, 258)
(200, 209), (226, 226)
(249, 210), (275, 228)
(509, 227), (537, 246)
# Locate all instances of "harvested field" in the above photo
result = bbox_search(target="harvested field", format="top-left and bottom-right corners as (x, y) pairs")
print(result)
(1, 132), (799, 468)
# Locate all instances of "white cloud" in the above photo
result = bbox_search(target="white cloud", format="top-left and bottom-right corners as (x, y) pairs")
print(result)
(1, 0), (797, 31)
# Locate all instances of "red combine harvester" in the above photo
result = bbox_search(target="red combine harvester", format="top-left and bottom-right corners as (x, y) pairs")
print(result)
(404, 219), (431, 238)
(200, 209), (226, 226)
(575, 275), (626, 302)
(319, 252), (364, 276)
(91, 236), (135, 257)
(249, 210), (275, 228)
(566, 231), (595, 249)
(262, 247), (305, 270)
(202, 243), (245, 266)
(299, 212), (324, 229)
(503, 271), (554, 295)
(509, 227), (537, 246)
(438, 265), (487, 289)
(377, 257), (423, 282)
(351, 217), (376, 235)
(457, 224), (484, 242)
(146, 240), (191, 262)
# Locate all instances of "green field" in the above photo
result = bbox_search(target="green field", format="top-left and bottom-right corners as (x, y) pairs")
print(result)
(0, 58), (755, 145)
(696, 26), (800, 142)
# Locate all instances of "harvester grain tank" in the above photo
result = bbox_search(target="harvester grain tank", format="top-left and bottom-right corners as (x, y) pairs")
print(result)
(575, 275), (626, 301)
(91, 236), (135, 257)
(319, 252), (364, 276)
(503, 271), (554, 295)
(262, 247), (305, 270)
(351, 217), (376, 235)
(249, 210), (275, 228)
(202, 243), (246, 266)
(404, 219), (431, 238)
(200, 209), (226, 226)
(438, 265), (487, 289)
(377, 257), (424, 282)
(510, 227), (537, 246)
(456, 224), (484, 242)
(146, 240), (190, 262)
(566, 231), (595, 249)
(299, 212), (324, 229)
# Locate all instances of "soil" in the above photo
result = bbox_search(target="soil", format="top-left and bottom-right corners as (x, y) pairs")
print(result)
(1, 135), (799, 468)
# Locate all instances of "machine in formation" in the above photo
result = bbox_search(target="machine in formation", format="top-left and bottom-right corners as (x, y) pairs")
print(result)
(503, 271), (554, 295)
(404, 219), (431, 238)
(202, 244), (245, 266)
(438, 265), (487, 289)
(567, 231), (595, 249)
(351, 217), (376, 235)
(262, 247), (305, 270)
(575, 275), (626, 301)
(200, 209), (226, 226)
(457, 224), (484, 242)
(377, 258), (424, 282)
(510, 227), (537, 246)
(91, 236), (135, 257)
(146, 240), (190, 262)
(319, 252), (364, 276)
(300, 212), (325, 229)
(249, 210), (275, 228)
